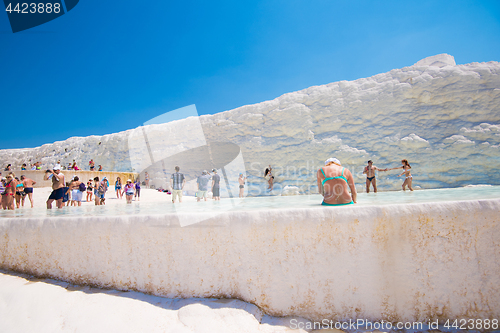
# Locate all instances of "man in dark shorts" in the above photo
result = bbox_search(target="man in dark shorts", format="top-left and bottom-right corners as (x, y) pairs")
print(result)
(363, 160), (388, 193)
(238, 173), (247, 198)
(44, 166), (65, 209)
(21, 175), (36, 208)
(211, 169), (221, 200)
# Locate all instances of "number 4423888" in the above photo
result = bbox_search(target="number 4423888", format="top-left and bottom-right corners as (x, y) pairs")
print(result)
(5, 3), (61, 14)
(444, 319), (498, 330)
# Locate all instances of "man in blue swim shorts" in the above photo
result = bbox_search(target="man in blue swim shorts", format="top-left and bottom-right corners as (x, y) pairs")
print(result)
(44, 166), (65, 209)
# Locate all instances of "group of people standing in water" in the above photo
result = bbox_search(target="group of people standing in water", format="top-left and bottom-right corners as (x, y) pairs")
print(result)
(114, 176), (142, 204)
(362, 159), (413, 193)
(317, 158), (413, 206)
(2, 157), (413, 209)
(0, 172), (36, 209)
(42, 166), (143, 209)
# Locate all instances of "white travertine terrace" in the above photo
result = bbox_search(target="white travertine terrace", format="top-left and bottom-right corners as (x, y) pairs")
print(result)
(1, 198), (499, 322)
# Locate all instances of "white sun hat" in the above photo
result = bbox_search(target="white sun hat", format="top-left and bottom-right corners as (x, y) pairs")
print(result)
(325, 158), (341, 166)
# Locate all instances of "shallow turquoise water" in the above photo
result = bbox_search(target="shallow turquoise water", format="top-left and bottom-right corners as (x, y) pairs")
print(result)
(1, 186), (499, 218)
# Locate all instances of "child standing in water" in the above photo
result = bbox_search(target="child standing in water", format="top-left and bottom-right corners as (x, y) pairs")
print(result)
(134, 178), (141, 201)
(63, 182), (71, 206)
(86, 179), (93, 202)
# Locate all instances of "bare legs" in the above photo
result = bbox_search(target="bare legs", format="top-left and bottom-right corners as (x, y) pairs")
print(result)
(402, 177), (414, 191)
(27, 192), (34, 208)
(2, 196), (14, 210)
(47, 198), (63, 209)
(365, 178), (377, 193)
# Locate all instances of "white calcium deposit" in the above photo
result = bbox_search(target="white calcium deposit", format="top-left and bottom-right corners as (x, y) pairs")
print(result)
(1, 198), (499, 322)
(1, 54), (499, 193)
(0, 271), (305, 333)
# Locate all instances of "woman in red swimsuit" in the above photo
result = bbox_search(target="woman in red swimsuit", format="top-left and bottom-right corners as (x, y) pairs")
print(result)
(1, 174), (16, 210)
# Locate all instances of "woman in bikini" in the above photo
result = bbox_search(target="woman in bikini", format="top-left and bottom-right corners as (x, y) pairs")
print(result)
(264, 165), (274, 190)
(388, 159), (413, 191)
(86, 179), (93, 202)
(317, 158), (357, 206)
(2, 174), (16, 210)
(14, 177), (25, 208)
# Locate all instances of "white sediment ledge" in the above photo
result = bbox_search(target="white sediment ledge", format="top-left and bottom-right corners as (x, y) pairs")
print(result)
(1, 198), (499, 322)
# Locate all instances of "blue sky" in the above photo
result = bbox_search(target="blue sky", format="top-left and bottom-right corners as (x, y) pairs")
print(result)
(1, 0), (499, 149)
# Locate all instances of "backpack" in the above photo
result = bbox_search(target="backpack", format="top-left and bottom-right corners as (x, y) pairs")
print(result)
(79, 182), (86, 192)
(98, 181), (106, 194)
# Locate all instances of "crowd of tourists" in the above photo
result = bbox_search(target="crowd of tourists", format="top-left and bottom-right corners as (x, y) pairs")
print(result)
(0, 171), (36, 209)
(43, 166), (144, 209)
(2, 157), (414, 210)
(4, 159), (106, 173)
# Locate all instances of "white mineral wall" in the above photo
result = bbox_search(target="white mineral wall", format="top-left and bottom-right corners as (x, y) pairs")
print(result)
(1, 54), (500, 192)
(199, 55), (500, 192)
(1, 199), (499, 322)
